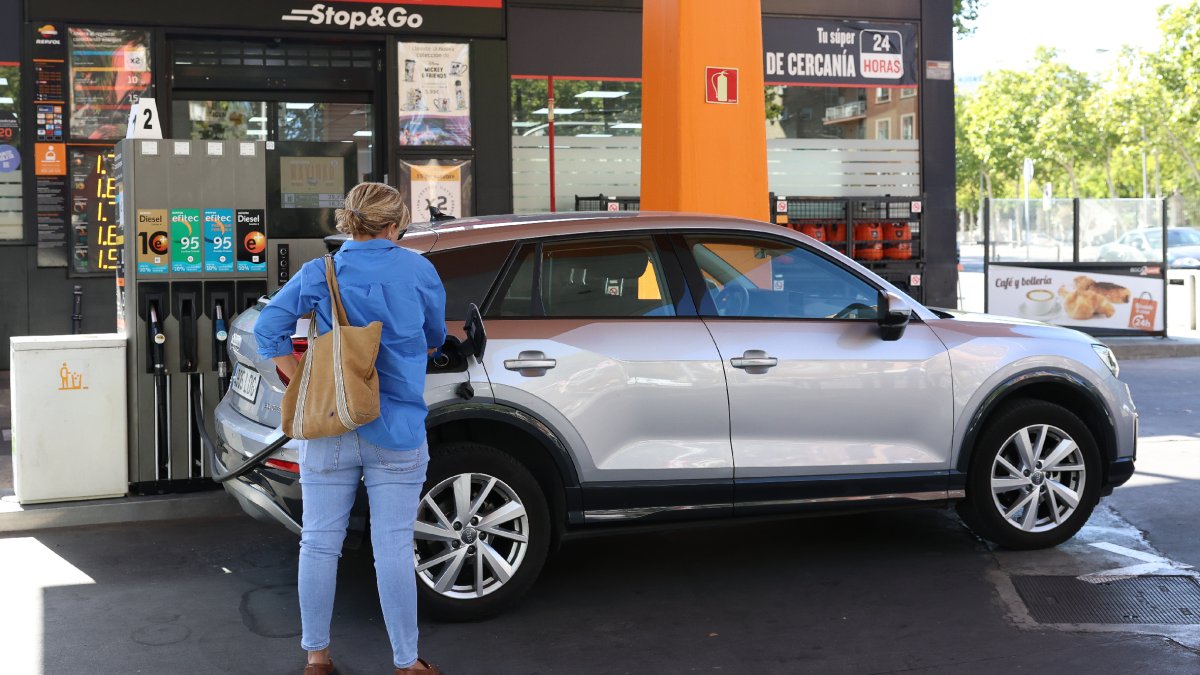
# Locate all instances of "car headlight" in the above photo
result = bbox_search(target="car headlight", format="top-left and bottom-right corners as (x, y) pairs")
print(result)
(1092, 344), (1120, 378)
(1170, 256), (1200, 268)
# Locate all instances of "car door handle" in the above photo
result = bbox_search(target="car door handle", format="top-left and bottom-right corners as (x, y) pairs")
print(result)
(504, 351), (557, 376)
(730, 350), (777, 374)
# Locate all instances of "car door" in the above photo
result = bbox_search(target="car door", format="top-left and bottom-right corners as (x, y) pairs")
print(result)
(674, 232), (955, 511)
(481, 233), (733, 521)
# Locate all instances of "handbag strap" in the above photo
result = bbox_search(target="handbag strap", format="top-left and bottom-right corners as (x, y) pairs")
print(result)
(323, 254), (350, 327)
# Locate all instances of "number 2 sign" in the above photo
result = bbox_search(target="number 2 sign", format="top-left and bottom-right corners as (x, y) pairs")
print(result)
(125, 98), (163, 140)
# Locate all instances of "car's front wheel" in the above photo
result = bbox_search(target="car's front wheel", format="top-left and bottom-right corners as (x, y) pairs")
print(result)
(413, 442), (551, 621)
(958, 399), (1101, 549)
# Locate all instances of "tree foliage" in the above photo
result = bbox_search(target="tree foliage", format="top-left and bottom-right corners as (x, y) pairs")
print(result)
(953, 0), (984, 36)
(957, 1), (1200, 223)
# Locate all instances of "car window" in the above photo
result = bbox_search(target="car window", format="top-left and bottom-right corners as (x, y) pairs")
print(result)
(488, 235), (675, 318)
(1168, 228), (1200, 246)
(427, 241), (515, 321)
(684, 234), (879, 320)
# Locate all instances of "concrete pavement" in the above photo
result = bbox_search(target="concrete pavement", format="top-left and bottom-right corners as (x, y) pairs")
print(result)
(4, 358), (1200, 673)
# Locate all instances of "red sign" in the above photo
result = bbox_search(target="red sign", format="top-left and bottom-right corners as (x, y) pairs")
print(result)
(705, 67), (738, 104)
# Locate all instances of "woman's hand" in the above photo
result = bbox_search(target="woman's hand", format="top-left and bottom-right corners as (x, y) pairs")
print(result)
(273, 355), (299, 383)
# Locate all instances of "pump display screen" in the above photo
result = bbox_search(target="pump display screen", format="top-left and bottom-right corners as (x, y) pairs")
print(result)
(279, 156), (346, 209)
(69, 147), (121, 275)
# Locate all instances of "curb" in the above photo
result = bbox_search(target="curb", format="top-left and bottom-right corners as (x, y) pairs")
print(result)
(1102, 338), (1200, 361)
(0, 489), (243, 534)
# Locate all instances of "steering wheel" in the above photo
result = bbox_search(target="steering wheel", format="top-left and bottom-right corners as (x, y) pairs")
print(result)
(714, 284), (750, 317)
(832, 302), (875, 320)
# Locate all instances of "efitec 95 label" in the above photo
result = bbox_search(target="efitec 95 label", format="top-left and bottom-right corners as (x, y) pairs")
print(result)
(203, 208), (235, 273)
(170, 208), (202, 273)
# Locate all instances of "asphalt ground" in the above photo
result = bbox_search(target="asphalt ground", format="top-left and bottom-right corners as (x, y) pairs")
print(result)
(4, 359), (1200, 674)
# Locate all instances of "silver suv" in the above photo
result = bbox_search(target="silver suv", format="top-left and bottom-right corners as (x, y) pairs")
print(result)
(213, 212), (1137, 621)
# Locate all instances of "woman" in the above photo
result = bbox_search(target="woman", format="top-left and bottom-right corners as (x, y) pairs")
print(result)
(254, 182), (446, 675)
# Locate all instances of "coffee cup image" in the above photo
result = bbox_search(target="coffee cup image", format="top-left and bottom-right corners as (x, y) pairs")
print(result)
(1025, 288), (1057, 316)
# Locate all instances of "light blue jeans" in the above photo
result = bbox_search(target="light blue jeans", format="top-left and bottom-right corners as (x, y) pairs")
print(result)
(298, 430), (428, 669)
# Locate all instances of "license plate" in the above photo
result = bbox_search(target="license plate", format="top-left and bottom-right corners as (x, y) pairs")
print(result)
(231, 366), (261, 403)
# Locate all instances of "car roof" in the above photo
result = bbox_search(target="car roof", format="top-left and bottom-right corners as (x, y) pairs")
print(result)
(405, 211), (799, 252)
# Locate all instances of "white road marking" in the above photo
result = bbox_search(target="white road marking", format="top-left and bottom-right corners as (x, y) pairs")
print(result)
(1078, 541), (1194, 583)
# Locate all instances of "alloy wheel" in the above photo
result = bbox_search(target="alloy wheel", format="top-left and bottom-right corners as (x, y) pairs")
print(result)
(990, 424), (1087, 533)
(413, 472), (531, 599)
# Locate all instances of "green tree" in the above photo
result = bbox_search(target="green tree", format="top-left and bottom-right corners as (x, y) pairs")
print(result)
(1144, 2), (1200, 187)
(1027, 48), (1097, 197)
(953, 0), (984, 36)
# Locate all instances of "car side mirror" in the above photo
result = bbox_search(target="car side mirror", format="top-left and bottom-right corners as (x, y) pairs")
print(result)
(878, 290), (912, 341)
(463, 303), (487, 359)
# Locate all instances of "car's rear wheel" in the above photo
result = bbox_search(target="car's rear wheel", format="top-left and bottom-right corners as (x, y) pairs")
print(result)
(958, 399), (1101, 550)
(413, 442), (550, 621)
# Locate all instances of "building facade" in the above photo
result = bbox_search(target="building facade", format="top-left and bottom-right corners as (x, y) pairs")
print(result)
(0, 0), (955, 367)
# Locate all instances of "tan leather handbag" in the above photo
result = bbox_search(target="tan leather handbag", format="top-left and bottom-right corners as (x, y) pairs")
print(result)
(281, 255), (382, 440)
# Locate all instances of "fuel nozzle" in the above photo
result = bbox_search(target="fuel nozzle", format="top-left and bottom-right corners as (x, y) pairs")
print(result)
(148, 303), (166, 372)
(214, 301), (231, 396)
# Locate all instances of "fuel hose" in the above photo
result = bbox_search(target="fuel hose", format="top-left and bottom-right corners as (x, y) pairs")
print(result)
(192, 392), (291, 484)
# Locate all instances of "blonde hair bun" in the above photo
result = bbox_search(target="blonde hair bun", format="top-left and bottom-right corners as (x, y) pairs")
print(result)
(335, 182), (411, 237)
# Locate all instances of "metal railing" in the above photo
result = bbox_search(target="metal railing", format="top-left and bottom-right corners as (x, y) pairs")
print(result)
(823, 100), (867, 124)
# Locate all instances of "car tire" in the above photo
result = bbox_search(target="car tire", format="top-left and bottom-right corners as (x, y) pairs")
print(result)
(413, 441), (551, 622)
(957, 399), (1101, 550)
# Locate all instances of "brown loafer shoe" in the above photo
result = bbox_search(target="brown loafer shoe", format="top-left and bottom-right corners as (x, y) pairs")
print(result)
(396, 657), (440, 674)
(303, 660), (335, 675)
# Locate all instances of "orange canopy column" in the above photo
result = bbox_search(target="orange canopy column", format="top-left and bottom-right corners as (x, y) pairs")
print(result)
(640, 0), (768, 221)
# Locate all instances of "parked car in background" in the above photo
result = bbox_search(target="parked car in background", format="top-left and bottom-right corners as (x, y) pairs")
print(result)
(1096, 226), (1200, 267)
(213, 212), (1137, 621)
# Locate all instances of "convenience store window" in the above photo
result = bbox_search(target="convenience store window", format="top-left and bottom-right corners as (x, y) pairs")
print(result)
(511, 77), (642, 213)
(0, 65), (20, 240)
(766, 84), (919, 198)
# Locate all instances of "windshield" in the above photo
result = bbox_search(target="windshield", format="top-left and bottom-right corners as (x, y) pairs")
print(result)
(1168, 228), (1200, 246)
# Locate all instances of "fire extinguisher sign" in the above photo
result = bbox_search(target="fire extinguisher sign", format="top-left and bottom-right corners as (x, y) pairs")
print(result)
(705, 67), (739, 104)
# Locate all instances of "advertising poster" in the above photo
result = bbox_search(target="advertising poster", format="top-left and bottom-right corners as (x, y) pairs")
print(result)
(987, 264), (1165, 334)
(400, 158), (473, 220)
(135, 208), (169, 274)
(68, 146), (121, 275)
(170, 208), (202, 273)
(0, 112), (20, 173)
(762, 18), (918, 87)
(35, 176), (68, 267)
(68, 27), (153, 140)
(204, 208), (235, 272)
(235, 209), (267, 272)
(397, 42), (471, 146)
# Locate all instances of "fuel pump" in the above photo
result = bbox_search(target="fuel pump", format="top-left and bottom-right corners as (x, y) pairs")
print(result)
(117, 138), (354, 493)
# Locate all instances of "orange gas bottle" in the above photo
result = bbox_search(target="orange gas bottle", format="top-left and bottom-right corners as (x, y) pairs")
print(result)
(826, 222), (847, 244)
(799, 223), (826, 241)
(883, 221), (912, 260)
(854, 222), (883, 261)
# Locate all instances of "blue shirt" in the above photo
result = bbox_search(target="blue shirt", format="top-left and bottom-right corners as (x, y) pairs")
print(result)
(254, 238), (447, 450)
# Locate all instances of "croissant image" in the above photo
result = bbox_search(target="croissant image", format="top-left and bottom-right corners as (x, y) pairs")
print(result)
(1059, 283), (1116, 320)
(1072, 275), (1130, 303)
